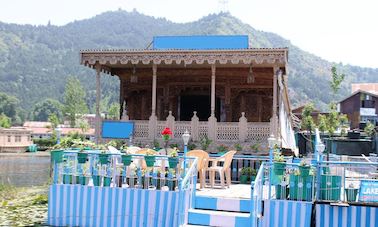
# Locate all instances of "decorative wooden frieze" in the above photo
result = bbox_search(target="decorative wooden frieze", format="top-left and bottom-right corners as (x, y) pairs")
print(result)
(80, 49), (287, 69)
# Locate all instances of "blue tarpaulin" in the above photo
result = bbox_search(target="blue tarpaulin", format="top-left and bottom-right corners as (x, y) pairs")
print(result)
(153, 35), (249, 50)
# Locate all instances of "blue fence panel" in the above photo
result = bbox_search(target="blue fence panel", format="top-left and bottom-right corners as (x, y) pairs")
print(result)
(101, 121), (134, 139)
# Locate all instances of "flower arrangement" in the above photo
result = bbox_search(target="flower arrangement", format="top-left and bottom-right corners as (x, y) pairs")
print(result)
(161, 127), (173, 154)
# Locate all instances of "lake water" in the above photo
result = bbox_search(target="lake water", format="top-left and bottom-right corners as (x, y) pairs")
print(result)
(0, 153), (50, 187)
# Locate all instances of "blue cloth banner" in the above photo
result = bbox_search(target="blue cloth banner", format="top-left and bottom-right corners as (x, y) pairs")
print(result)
(359, 179), (378, 202)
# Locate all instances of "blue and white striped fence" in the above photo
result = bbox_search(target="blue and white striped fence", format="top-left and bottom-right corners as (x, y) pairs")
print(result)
(263, 200), (313, 227)
(48, 184), (190, 227)
(316, 203), (378, 227)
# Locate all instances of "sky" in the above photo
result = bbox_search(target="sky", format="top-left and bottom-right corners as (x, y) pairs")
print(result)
(1, 0), (378, 68)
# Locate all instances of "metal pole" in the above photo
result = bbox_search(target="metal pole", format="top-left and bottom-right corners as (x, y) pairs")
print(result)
(184, 144), (187, 176)
(268, 146), (273, 199)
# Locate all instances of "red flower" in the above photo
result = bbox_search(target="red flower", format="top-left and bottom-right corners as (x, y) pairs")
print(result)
(162, 127), (172, 141)
(161, 127), (173, 136)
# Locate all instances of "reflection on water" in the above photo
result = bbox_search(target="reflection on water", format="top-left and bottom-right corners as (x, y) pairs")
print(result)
(0, 153), (50, 187)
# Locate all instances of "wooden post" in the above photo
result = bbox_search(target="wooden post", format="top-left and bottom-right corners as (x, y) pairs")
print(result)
(152, 64), (157, 117)
(149, 64), (158, 140)
(95, 63), (101, 144)
(271, 66), (279, 138)
(211, 64), (216, 117)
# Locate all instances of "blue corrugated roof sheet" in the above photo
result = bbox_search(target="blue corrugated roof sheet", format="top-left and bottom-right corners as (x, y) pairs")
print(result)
(153, 35), (249, 50)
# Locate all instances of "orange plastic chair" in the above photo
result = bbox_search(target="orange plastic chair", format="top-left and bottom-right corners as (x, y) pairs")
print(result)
(187, 150), (209, 189)
(207, 150), (237, 188)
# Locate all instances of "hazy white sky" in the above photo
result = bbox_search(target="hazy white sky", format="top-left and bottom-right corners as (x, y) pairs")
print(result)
(1, 0), (378, 68)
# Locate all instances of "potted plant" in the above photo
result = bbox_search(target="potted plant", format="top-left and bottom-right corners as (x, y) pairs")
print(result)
(103, 168), (112, 187)
(298, 160), (310, 177)
(240, 167), (250, 184)
(216, 144), (228, 155)
(345, 183), (359, 202)
(98, 150), (110, 165)
(144, 149), (156, 167)
(168, 148), (179, 169)
(140, 169), (152, 189)
(289, 169), (313, 201)
(167, 169), (178, 191)
(77, 149), (88, 164)
(51, 149), (64, 163)
(126, 164), (137, 188)
(250, 143), (260, 153)
(234, 143), (243, 153)
(152, 170), (166, 190)
(273, 151), (286, 175)
(92, 168), (101, 187)
(121, 151), (132, 167)
(200, 135), (212, 151)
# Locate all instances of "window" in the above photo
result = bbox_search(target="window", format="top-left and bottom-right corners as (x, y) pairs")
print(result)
(7, 136), (11, 143)
(15, 136), (21, 142)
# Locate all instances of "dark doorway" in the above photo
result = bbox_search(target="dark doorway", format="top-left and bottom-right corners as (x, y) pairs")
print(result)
(180, 95), (220, 121)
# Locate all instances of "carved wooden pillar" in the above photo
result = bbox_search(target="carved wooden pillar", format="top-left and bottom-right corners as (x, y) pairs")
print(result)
(119, 77), (124, 119)
(210, 64), (216, 117)
(95, 63), (101, 144)
(258, 96), (263, 122)
(149, 64), (158, 140)
(271, 66), (279, 137)
(208, 64), (217, 141)
(151, 64), (157, 117)
(225, 85), (231, 122)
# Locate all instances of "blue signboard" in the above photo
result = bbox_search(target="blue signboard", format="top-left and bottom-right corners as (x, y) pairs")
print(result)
(358, 179), (378, 202)
(153, 35), (249, 50)
(101, 121), (134, 139)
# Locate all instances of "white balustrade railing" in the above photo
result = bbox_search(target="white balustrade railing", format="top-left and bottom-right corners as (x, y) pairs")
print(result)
(132, 112), (272, 143)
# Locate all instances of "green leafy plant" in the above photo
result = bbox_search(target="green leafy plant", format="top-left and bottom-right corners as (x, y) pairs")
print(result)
(216, 144), (228, 153)
(153, 139), (161, 150)
(299, 159), (310, 167)
(234, 143), (242, 152)
(250, 143), (260, 153)
(169, 143), (179, 149)
(169, 148), (178, 157)
(188, 141), (197, 150)
(364, 121), (376, 137)
(273, 151), (285, 163)
(240, 167), (257, 176)
(200, 135), (212, 151)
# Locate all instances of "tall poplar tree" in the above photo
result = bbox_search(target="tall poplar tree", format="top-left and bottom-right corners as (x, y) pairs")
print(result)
(63, 77), (88, 127)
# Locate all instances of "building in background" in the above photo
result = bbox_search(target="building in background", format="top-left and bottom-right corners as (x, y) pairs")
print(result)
(351, 83), (378, 95)
(0, 127), (32, 153)
(339, 90), (378, 129)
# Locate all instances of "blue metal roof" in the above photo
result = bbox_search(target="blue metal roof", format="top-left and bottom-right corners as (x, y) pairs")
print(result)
(153, 35), (249, 50)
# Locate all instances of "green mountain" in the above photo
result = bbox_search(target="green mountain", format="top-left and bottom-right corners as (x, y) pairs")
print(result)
(0, 10), (377, 114)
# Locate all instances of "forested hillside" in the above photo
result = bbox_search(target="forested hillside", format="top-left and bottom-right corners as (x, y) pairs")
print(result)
(0, 10), (377, 119)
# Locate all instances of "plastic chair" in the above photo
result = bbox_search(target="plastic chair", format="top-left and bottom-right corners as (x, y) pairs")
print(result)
(207, 150), (237, 188)
(187, 150), (209, 189)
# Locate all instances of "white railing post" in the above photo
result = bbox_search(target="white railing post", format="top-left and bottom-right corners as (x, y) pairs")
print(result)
(191, 111), (199, 141)
(239, 112), (247, 142)
(208, 115), (217, 142)
(166, 111), (175, 133)
(148, 115), (157, 140)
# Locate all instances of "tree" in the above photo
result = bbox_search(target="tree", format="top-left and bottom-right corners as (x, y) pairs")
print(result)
(0, 92), (20, 124)
(301, 103), (316, 153)
(76, 117), (89, 134)
(318, 114), (327, 134)
(63, 77), (88, 127)
(330, 66), (345, 98)
(108, 102), (120, 120)
(48, 113), (60, 129)
(0, 113), (11, 128)
(32, 99), (63, 122)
